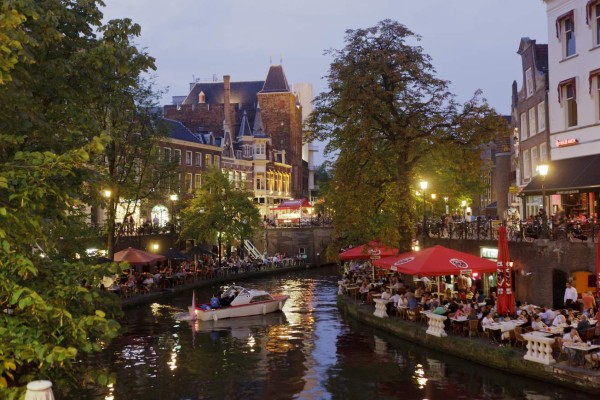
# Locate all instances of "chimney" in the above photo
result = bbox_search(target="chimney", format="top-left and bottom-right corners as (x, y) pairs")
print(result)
(223, 75), (234, 135)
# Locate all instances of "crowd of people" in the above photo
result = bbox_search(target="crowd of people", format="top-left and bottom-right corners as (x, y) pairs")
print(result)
(339, 261), (600, 368)
(100, 252), (300, 298)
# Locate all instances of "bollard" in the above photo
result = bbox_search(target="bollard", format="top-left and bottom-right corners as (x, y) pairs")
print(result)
(25, 380), (54, 400)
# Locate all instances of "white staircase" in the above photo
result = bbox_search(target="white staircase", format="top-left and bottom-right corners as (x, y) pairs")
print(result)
(243, 239), (262, 260)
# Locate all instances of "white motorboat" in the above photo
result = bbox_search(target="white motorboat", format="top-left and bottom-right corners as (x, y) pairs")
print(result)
(189, 285), (288, 321)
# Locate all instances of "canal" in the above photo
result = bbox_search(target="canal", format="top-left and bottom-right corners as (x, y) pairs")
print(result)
(91, 265), (595, 400)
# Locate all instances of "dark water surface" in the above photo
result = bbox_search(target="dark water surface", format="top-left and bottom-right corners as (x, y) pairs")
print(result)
(93, 266), (595, 400)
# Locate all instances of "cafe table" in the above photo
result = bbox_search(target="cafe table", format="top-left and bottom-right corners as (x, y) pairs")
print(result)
(562, 342), (600, 366)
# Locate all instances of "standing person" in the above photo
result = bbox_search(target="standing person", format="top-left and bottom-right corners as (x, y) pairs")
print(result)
(582, 291), (596, 312)
(564, 281), (578, 309)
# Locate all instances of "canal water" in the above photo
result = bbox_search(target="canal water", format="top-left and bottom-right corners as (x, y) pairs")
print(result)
(92, 265), (595, 400)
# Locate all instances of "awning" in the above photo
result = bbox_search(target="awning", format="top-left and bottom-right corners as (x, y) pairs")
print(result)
(270, 198), (311, 210)
(521, 154), (600, 195)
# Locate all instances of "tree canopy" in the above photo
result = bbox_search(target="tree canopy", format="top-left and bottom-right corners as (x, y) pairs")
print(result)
(0, 1), (159, 397)
(179, 167), (261, 264)
(307, 20), (506, 253)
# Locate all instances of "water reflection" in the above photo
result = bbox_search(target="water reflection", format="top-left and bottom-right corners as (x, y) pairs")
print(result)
(83, 267), (597, 400)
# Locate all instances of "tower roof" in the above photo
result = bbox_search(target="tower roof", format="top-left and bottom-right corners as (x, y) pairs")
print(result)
(260, 65), (290, 93)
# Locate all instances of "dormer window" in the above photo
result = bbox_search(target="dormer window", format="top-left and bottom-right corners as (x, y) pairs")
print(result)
(198, 91), (205, 104)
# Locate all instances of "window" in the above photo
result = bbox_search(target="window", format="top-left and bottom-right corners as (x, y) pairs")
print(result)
(564, 16), (576, 57)
(174, 149), (181, 164)
(185, 173), (192, 193)
(213, 155), (220, 166)
(523, 150), (531, 180)
(526, 68), (534, 97)
(520, 113), (528, 140)
(531, 147), (538, 177)
(537, 101), (546, 132)
(163, 147), (171, 162)
(256, 173), (266, 190)
(255, 143), (266, 156)
(565, 83), (578, 127)
(528, 107), (536, 136)
(195, 152), (202, 167)
(540, 143), (548, 163)
(204, 154), (211, 167)
(596, 4), (600, 46)
(194, 173), (202, 189)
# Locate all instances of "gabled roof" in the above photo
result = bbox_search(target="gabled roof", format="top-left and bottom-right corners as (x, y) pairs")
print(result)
(260, 65), (290, 93)
(162, 119), (203, 144)
(182, 81), (264, 105)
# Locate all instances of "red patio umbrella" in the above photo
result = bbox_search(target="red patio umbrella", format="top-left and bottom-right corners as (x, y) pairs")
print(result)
(372, 245), (497, 276)
(339, 241), (399, 261)
(113, 247), (166, 266)
(496, 225), (514, 316)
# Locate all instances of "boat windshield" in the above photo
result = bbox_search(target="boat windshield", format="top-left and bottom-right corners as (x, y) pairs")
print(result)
(250, 294), (273, 303)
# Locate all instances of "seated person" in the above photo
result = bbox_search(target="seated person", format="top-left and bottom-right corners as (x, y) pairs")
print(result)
(552, 313), (567, 327)
(530, 315), (547, 331)
(562, 327), (584, 364)
(576, 314), (590, 337)
(481, 312), (495, 329)
(210, 295), (220, 309)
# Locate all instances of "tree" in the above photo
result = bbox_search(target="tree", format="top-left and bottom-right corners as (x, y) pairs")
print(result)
(307, 20), (506, 253)
(0, 1), (158, 397)
(179, 167), (261, 266)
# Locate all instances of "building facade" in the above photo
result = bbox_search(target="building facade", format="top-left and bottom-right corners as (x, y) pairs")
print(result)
(164, 65), (311, 216)
(523, 0), (600, 219)
(511, 37), (551, 218)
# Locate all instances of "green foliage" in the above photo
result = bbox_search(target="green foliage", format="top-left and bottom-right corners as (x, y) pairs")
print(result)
(0, 0), (157, 397)
(180, 167), (261, 260)
(307, 20), (506, 253)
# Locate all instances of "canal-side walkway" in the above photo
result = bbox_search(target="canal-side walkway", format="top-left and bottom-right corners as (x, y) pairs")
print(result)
(337, 295), (600, 395)
(121, 262), (319, 308)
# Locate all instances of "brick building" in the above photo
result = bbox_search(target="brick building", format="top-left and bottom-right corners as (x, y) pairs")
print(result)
(164, 65), (310, 216)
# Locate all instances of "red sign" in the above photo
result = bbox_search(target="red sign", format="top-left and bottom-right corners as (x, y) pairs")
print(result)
(556, 138), (579, 147)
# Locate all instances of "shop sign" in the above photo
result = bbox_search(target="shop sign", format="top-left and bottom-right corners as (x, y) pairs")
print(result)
(508, 185), (518, 194)
(480, 247), (498, 261)
(556, 138), (578, 147)
(556, 190), (580, 195)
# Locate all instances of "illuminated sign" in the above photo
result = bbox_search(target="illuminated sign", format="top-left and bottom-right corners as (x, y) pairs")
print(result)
(480, 247), (498, 261)
(556, 138), (579, 147)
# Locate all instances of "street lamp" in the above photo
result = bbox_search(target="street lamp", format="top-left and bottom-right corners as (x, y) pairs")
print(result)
(537, 163), (549, 238)
(420, 180), (428, 238)
(431, 193), (436, 216)
(169, 193), (178, 233)
(103, 189), (115, 259)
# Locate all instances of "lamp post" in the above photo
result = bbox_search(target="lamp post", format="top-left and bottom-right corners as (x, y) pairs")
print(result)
(420, 180), (428, 239)
(103, 189), (115, 259)
(169, 193), (178, 233)
(443, 197), (449, 215)
(461, 200), (467, 239)
(538, 163), (549, 238)
(431, 193), (437, 216)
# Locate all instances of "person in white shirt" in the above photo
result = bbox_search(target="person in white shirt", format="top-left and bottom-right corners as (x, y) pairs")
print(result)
(552, 314), (567, 327)
(562, 327), (583, 364)
(530, 315), (547, 331)
(381, 288), (392, 300)
(564, 282), (578, 309)
(389, 293), (401, 307)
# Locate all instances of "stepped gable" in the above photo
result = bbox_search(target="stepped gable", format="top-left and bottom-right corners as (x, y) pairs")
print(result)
(259, 65), (290, 93)
(183, 80), (264, 105)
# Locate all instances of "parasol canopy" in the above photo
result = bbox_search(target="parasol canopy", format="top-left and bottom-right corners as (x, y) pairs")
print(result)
(339, 241), (399, 261)
(160, 247), (191, 261)
(113, 247), (166, 266)
(372, 245), (497, 276)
